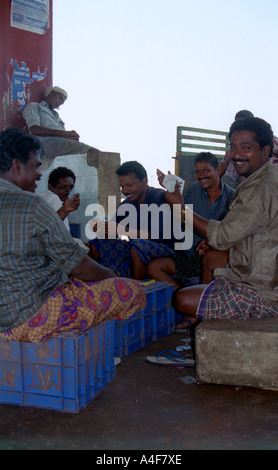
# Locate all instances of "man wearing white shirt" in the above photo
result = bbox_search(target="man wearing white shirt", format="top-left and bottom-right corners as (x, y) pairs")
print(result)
(41, 166), (79, 230)
(41, 167), (89, 252)
(22, 86), (100, 165)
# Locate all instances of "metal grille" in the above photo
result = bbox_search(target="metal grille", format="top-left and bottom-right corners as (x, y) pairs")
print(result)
(175, 126), (230, 191)
(177, 126), (229, 158)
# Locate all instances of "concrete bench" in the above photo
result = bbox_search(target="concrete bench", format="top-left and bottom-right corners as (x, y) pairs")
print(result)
(195, 318), (278, 391)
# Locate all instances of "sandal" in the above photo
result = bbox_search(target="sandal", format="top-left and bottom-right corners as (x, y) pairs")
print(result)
(146, 350), (195, 367)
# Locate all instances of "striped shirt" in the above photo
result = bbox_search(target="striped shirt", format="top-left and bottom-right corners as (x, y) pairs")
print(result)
(0, 178), (87, 331)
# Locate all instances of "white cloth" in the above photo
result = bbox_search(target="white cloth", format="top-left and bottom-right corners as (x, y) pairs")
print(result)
(40, 190), (70, 230)
(40, 190), (89, 253)
(23, 100), (65, 131)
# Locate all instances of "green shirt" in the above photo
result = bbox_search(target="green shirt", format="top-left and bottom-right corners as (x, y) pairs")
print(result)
(0, 178), (87, 331)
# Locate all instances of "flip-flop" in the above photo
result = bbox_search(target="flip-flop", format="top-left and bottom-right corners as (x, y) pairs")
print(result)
(176, 338), (191, 352)
(146, 350), (195, 367)
(175, 319), (192, 334)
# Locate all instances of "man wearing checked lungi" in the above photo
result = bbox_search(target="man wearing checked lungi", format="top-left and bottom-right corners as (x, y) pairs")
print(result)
(167, 116), (278, 324)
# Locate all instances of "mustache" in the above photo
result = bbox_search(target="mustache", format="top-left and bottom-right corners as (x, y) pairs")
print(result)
(231, 158), (249, 163)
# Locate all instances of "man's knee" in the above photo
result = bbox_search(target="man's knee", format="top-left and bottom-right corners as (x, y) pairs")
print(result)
(202, 248), (228, 270)
(147, 258), (161, 277)
(175, 285), (206, 316)
(147, 257), (175, 277)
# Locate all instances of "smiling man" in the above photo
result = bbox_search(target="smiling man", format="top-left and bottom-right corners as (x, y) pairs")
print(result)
(147, 153), (235, 296)
(0, 128), (42, 192)
(40, 166), (90, 253)
(22, 86), (100, 166)
(41, 166), (79, 231)
(171, 116), (278, 324)
(0, 128), (146, 342)
(89, 161), (178, 279)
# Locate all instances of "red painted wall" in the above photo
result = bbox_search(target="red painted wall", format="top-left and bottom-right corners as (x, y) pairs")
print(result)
(0, 0), (53, 130)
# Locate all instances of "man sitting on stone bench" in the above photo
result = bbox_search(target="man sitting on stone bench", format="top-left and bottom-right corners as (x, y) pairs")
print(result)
(22, 86), (100, 167)
(166, 116), (278, 325)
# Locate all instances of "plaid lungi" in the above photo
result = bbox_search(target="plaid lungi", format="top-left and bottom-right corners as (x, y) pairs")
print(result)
(0, 277), (146, 343)
(197, 277), (278, 320)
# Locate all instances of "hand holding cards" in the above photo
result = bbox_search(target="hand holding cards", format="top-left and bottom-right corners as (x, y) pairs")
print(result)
(162, 173), (185, 194)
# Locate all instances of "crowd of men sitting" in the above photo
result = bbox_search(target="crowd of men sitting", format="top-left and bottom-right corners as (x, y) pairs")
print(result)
(0, 85), (278, 343)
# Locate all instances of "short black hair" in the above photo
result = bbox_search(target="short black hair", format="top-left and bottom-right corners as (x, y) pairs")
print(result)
(0, 127), (41, 173)
(48, 166), (76, 187)
(116, 161), (147, 181)
(229, 117), (273, 158)
(194, 152), (219, 169)
(235, 109), (254, 120)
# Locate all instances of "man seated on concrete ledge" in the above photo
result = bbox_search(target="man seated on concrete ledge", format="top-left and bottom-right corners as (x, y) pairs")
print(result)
(0, 128), (146, 343)
(40, 166), (89, 253)
(22, 86), (100, 166)
(165, 116), (278, 327)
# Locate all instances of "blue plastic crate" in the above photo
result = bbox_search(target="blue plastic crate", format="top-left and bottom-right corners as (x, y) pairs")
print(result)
(143, 281), (175, 340)
(143, 312), (154, 347)
(122, 313), (144, 356)
(114, 282), (175, 357)
(0, 320), (115, 413)
(114, 320), (124, 358)
(114, 313), (144, 357)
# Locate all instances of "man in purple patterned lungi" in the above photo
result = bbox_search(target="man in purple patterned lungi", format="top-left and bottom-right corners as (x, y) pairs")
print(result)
(0, 129), (146, 342)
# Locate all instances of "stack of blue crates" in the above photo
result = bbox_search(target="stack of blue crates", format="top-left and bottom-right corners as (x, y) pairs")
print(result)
(0, 320), (115, 413)
(114, 281), (175, 358)
(0, 281), (180, 413)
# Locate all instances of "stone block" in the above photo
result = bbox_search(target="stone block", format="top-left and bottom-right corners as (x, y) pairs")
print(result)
(87, 151), (121, 213)
(195, 318), (278, 391)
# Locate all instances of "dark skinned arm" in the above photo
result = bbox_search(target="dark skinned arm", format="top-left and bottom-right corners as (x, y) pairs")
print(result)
(71, 255), (117, 282)
(165, 181), (209, 239)
(29, 125), (80, 141)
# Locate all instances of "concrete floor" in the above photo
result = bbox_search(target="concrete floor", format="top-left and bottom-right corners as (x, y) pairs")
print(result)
(1, 332), (278, 450)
